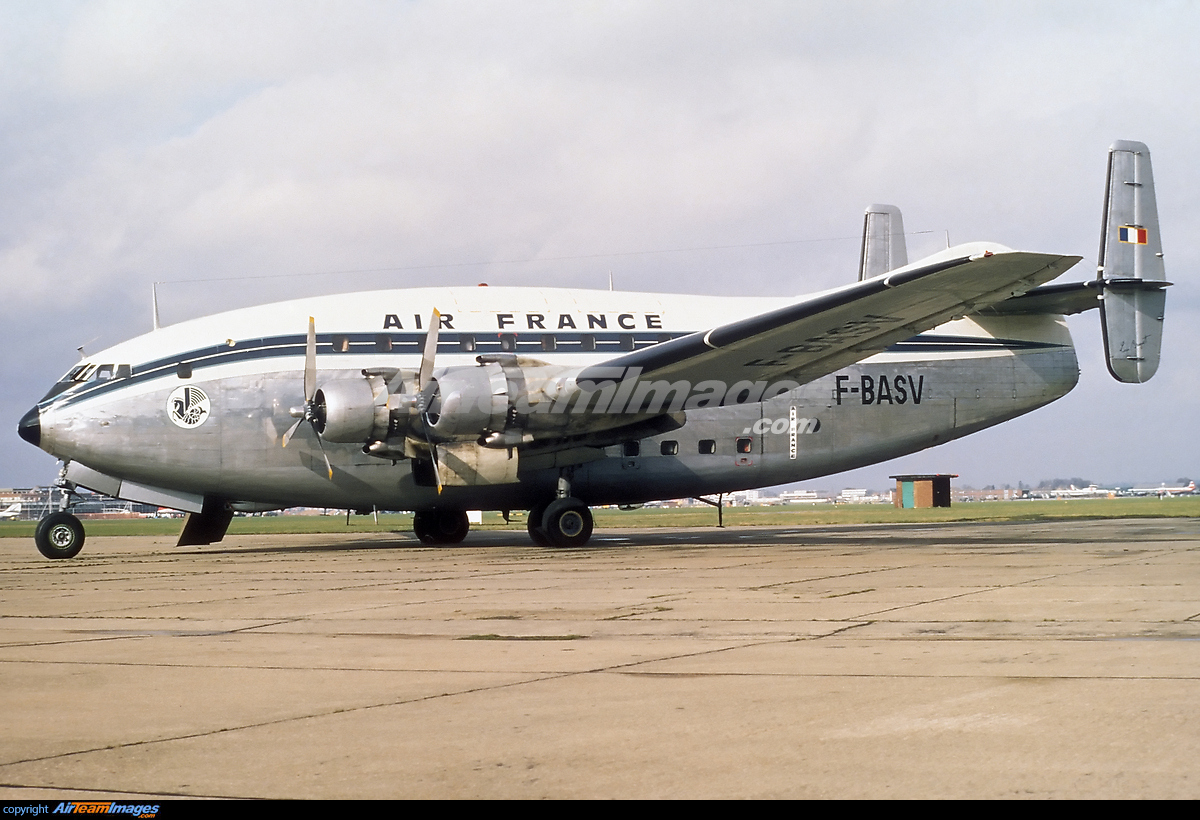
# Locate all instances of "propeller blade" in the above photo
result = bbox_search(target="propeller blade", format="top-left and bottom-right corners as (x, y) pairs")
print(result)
(312, 420), (334, 480)
(304, 316), (317, 401)
(431, 443), (443, 495)
(417, 309), (440, 391)
(281, 416), (305, 448)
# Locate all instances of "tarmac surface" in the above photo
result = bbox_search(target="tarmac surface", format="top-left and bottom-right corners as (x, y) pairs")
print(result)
(1, 517), (1198, 799)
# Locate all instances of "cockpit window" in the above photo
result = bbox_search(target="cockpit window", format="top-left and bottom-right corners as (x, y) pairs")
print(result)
(62, 363), (130, 383)
(42, 362), (129, 402)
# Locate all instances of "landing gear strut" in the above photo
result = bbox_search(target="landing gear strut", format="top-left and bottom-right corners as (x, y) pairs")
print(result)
(34, 512), (85, 559)
(412, 509), (469, 545)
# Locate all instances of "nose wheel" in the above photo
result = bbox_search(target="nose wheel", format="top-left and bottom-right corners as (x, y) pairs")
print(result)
(34, 512), (85, 559)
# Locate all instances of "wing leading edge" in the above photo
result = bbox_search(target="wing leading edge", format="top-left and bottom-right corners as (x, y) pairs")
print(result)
(580, 246), (1080, 405)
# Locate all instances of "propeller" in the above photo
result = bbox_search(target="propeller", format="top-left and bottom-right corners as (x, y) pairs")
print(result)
(415, 309), (444, 494)
(282, 316), (334, 480)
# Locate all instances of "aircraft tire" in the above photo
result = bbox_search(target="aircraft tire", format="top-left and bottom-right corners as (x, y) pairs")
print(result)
(542, 498), (593, 548)
(35, 512), (85, 559)
(527, 501), (550, 546)
(413, 510), (469, 545)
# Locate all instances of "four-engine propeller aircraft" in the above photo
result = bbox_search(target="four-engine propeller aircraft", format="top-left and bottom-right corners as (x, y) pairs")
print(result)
(17, 141), (1170, 558)
(1129, 481), (1194, 497)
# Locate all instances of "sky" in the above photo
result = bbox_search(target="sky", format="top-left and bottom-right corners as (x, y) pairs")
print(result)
(2, 0), (1197, 492)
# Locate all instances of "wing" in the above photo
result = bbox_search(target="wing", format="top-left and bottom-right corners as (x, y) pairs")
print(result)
(580, 246), (1081, 401)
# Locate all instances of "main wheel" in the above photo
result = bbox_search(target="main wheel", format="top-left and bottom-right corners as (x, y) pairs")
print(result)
(527, 500), (550, 546)
(413, 510), (469, 545)
(35, 512), (85, 559)
(542, 498), (593, 548)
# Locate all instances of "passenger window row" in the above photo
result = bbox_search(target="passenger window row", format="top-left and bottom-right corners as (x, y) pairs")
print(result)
(622, 438), (752, 457)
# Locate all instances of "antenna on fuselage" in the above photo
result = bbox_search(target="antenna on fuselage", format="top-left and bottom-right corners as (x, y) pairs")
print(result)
(152, 282), (161, 331)
(608, 271), (614, 291)
(75, 336), (98, 360)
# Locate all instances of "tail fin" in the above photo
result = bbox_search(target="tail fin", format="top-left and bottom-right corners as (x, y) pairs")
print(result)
(1097, 140), (1170, 383)
(858, 204), (908, 281)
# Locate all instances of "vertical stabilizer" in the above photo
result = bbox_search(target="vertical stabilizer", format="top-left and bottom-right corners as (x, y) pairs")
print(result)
(858, 204), (908, 281)
(1097, 141), (1169, 383)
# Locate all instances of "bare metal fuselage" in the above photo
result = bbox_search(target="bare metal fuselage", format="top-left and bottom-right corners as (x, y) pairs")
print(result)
(31, 289), (1077, 512)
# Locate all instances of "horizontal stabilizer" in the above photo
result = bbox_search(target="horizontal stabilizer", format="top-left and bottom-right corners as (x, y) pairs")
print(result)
(977, 281), (1102, 316)
(1098, 140), (1168, 383)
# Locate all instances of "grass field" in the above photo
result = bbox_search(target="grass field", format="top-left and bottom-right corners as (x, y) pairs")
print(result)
(2, 495), (1198, 539)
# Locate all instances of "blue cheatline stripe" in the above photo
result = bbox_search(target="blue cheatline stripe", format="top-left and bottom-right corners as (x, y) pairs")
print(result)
(45, 331), (1066, 410)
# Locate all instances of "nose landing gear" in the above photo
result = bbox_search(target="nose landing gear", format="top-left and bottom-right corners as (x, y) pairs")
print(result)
(34, 512), (85, 559)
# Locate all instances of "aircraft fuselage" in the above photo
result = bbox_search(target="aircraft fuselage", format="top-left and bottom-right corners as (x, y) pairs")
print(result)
(25, 286), (1078, 513)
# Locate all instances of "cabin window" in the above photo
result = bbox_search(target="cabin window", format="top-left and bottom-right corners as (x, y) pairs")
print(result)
(541, 334), (556, 352)
(699, 439), (716, 455)
(580, 334), (596, 352)
(619, 334), (634, 351)
(657, 334), (672, 344)
(623, 441), (640, 458)
(736, 437), (753, 454)
(177, 363), (192, 379)
(459, 334), (477, 352)
(374, 334), (393, 352)
(331, 335), (351, 353)
(498, 333), (517, 352)
(660, 440), (678, 456)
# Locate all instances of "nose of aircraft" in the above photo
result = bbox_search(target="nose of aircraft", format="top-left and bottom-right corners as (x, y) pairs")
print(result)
(17, 406), (40, 447)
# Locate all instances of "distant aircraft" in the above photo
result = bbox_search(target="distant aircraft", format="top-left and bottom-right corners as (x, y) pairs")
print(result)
(1129, 481), (1195, 497)
(0, 502), (22, 520)
(17, 141), (1171, 558)
(1051, 485), (1114, 499)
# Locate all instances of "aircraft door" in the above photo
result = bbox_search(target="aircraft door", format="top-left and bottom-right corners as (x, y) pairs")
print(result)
(733, 403), (765, 468)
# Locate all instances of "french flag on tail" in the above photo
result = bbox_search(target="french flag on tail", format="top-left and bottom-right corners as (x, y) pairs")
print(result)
(1118, 225), (1148, 244)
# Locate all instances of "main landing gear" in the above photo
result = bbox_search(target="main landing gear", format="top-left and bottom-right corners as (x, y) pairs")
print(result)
(412, 509), (469, 545)
(34, 511), (85, 559)
(527, 475), (594, 548)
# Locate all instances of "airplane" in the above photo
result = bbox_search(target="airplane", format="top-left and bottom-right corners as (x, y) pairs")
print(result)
(1129, 480), (1195, 497)
(0, 502), (21, 520)
(1050, 485), (1114, 499)
(17, 140), (1170, 559)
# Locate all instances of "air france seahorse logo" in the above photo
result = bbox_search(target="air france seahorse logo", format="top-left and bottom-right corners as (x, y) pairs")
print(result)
(167, 386), (210, 429)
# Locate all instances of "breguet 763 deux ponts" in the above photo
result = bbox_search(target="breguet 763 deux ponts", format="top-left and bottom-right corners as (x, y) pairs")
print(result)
(18, 141), (1169, 557)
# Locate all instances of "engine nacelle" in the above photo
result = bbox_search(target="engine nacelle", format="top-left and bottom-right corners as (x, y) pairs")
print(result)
(315, 376), (390, 443)
(425, 363), (509, 440)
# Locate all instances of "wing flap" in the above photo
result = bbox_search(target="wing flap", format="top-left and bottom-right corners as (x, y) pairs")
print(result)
(581, 248), (1080, 398)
